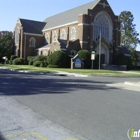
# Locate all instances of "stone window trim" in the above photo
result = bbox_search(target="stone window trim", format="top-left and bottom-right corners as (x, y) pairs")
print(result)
(29, 37), (36, 47)
(61, 29), (67, 40)
(93, 11), (113, 44)
(53, 31), (58, 42)
(71, 27), (76, 40)
(42, 51), (48, 56)
(15, 27), (20, 45)
(45, 33), (49, 43)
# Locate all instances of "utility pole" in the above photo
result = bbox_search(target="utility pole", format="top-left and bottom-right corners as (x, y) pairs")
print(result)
(99, 31), (101, 70)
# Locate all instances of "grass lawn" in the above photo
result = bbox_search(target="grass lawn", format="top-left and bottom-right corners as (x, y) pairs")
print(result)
(0, 64), (140, 77)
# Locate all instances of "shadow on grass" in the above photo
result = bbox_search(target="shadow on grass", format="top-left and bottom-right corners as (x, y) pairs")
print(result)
(0, 69), (118, 96)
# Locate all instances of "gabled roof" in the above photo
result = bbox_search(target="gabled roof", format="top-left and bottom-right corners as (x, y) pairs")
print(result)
(121, 47), (131, 56)
(43, 0), (100, 30)
(19, 18), (46, 34)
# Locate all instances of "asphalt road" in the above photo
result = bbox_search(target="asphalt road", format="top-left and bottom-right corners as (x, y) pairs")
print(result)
(0, 69), (140, 140)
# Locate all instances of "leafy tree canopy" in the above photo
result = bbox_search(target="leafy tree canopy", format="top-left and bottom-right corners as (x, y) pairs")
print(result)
(0, 31), (13, 61)
(119, 11), (140, 49)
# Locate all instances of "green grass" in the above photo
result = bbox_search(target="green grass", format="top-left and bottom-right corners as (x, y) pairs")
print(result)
(0, 64), (140, 77)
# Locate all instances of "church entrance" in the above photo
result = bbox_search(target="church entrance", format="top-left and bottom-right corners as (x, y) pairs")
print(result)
(95, 43), (109, 65)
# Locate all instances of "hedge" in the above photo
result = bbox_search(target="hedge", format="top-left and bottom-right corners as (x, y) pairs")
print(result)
(33, 61), (43, 67)
(47, 51), (67, 67)
(13, 58), (24, 65)
(114, 53), (127, 66)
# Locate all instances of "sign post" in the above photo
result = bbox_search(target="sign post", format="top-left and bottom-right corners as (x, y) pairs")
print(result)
(91, 51), (95, 69)
(2, 56), (7, 65)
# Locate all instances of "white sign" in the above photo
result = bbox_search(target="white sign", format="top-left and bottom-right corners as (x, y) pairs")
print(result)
(2, 56), (6, 60)
(91, 54), (95, 60)
(75, 63), (81, 68)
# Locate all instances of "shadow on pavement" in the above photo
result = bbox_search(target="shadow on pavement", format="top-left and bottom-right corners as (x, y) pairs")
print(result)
(0, 69), (118, 96)
(0, 132), (6, 140)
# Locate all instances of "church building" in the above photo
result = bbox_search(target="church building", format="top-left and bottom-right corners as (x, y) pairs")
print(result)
(13, 0), (120, 65)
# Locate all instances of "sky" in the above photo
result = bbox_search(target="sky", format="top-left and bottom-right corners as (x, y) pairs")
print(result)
(0, 0), (140, 50)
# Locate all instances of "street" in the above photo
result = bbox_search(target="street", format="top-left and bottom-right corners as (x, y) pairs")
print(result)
(0, 69), (140, 140)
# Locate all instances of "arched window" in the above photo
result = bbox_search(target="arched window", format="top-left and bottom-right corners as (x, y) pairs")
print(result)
(61, 29), (66, 40)
(43, 51), (48, 56)
(53, 31), (58, 42)
(93, 13), (112, 43)
(71, 27), (76, 40)
(45, 33), (49, 43)
(15, 27), (19, 45)
(70, 50), (77, 56)
(29, 37), (36, 47)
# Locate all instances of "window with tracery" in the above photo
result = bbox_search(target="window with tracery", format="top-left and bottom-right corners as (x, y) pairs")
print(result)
(93, 14), (110, 43)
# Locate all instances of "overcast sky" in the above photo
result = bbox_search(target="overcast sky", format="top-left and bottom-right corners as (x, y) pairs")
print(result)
(1, 0), (140, 50)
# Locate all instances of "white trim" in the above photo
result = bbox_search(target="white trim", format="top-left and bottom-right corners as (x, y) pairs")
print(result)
(80, 41), (88, 44)
(42, 21), (78, 32)
(38, 47), (50, 51)
(24, 35), (26, 60)
(24, 32), (43, 36)
(29, 37), (36, 47)
(71, 27), (76, 40)
(78, 23), (90, 26)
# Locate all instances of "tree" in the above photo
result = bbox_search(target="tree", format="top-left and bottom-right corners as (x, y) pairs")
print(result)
(130, 48), (138, 65)
(77, 50), (91, 68)
(119, 11), (140, 49)
(0, 31), (13, 61)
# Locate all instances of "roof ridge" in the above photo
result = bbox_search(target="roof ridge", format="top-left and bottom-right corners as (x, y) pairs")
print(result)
(19, 18), (46, 23)
(44, 0), (100, 22)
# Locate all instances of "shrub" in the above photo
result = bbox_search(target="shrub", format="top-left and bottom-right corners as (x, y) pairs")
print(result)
(8, 60), (13, 64)
(34, 55), (47, 62)
(114, 53), (127, 66)
(27, 56), (35, 61)
(13, 58), (24, 65)
(10, 55), (18, 61)
(33, 61), (42, 67)
(77, 50), (91, 68)
(28, 56), (36, 65)
(47, 51), (67, 67)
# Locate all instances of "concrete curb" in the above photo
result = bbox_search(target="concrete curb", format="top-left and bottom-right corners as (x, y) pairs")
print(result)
(0, 67), (88, 77)
(124, 81), (140, 87)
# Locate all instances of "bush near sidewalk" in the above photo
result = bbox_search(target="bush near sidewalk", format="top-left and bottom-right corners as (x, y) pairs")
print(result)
(12, 58), (24, 65)
(47, 51), (67, 68)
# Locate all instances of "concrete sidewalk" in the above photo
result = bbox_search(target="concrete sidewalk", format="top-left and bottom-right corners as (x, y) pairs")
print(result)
(0, 67), (88, 77)
(124, 81), (140, 87)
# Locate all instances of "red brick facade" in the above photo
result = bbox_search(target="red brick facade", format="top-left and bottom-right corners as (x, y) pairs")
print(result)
(13, 0), (120, 65)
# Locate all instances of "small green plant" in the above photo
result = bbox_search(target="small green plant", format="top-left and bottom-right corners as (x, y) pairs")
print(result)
(10, 55), (18, 61)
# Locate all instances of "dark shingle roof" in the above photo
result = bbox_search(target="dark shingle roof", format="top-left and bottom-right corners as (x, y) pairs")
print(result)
(20, 18), (46, 34)
(121, 47), (131, 55)
(43, 0), (100, 30)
